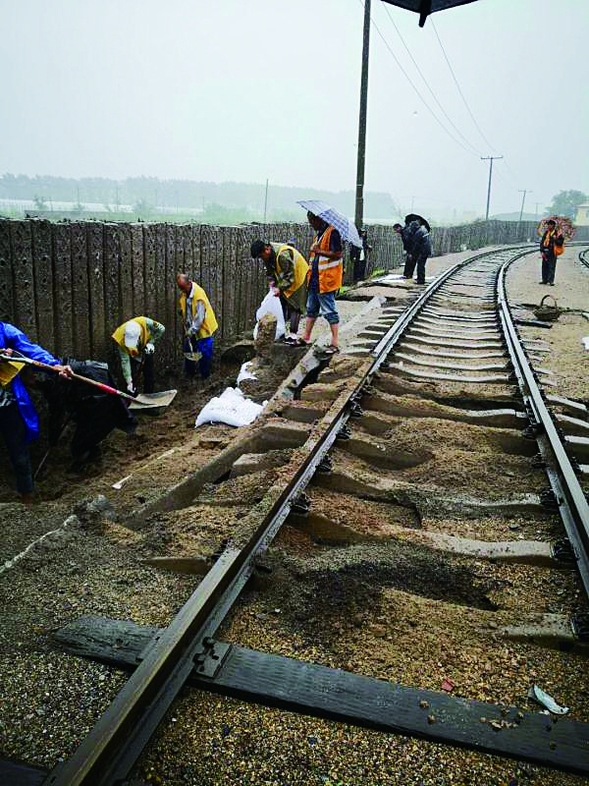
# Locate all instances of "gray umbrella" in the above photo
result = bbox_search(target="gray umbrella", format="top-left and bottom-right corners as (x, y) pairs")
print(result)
(297, 199), (362, 247)
(381, 0), (478, 27)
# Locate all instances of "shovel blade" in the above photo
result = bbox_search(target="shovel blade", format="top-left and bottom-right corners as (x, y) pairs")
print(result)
(129, 389), (178, 410)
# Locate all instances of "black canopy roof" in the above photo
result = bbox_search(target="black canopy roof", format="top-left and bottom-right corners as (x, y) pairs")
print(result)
(381, 0), (478, 27)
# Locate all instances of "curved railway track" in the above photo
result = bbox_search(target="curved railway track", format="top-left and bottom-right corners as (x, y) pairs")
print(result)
(6, 246), (589, 785)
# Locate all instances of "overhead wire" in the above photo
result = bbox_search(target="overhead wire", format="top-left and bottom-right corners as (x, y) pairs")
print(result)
(429, 17), (532, 205)
(356, 0), (480, 159)
(381, 3), (483, 157)
(429, 18), (499, 155)
(500, 157), (521, 188)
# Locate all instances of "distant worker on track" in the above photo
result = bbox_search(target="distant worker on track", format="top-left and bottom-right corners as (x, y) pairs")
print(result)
(394, 221), (414, 274)
(350, 228), (372, 283)
(395, 215), (431, 284)
(410, 218), (432, 285)
(0, 321), (72, 503)
(250, 240), (309, 337)
(176, 273), (218, 380)
(539, 219), (564, 286)
(112, 316), (165, 396)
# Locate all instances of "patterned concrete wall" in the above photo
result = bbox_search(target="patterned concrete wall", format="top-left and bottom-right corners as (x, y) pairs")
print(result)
(0, 218), (587, 375)
(0, 220), (314, 373)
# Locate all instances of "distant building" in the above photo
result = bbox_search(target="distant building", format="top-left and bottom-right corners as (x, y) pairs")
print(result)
(575, 204), (589, 226)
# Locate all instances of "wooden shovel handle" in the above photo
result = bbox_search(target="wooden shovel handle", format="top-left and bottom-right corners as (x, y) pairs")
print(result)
(0, 352), (137, 403)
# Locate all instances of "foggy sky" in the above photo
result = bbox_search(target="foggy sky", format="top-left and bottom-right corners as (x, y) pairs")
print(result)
(1, 0), (588, 218)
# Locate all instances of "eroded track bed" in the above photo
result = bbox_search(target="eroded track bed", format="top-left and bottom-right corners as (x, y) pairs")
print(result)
(3, 247), (589, 786)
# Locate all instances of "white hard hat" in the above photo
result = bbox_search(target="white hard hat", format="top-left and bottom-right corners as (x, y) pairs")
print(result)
(124, 320), (142, 350)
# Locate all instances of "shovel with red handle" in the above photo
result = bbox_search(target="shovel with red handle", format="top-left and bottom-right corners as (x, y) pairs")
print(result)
(0, 351), (177, 409)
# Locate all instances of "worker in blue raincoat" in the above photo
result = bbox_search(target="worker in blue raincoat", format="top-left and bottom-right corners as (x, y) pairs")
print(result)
(0, 322), (72, 502)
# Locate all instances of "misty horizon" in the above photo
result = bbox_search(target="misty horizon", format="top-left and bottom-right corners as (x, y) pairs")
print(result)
(0, 173), (556, 225)
(1, 1), (587, 220)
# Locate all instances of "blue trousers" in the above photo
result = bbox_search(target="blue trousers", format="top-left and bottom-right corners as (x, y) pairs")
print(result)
(306, 289), (340, 325)
(184, 336), (214, 379)
(0, 403), (33, 494)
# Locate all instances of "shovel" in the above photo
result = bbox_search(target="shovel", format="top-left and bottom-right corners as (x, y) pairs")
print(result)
(0, 351), (177, 410)
(183, 350), (202, 363)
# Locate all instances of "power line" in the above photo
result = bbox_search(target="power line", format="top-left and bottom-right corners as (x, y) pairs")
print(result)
(381, 4), (483, 157)
(358, 0), (479, 158)
(500, 157), (521, 188)
(430, 18), (498, 154)
(490, 160), (517, 192)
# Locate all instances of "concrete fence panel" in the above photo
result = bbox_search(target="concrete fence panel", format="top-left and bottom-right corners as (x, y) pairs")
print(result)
(1, 217), (587, 379)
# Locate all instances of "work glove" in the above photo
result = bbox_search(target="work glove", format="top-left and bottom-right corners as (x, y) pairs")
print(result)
(126, 381), (138, 397)
(144, 342), (155, 355)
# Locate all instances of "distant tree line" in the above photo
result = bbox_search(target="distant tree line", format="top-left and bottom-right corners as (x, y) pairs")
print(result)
(0, 174), (399, 219)
(547, 189), (588, 218)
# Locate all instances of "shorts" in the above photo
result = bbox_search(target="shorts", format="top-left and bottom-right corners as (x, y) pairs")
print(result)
(306, 290), (339, 325)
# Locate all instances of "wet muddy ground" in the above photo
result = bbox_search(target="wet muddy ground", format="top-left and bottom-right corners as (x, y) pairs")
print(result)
(1, 245), (588, 785)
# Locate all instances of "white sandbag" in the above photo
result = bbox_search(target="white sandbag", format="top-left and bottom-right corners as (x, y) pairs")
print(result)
(253, 290), (286, 340)
(237, 361), (257, 385)
(379, 273), (406, 283)
(195, 387), (265, 428)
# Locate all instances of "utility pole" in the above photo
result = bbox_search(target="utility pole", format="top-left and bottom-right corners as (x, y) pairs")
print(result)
(534, 202), (541, 222)
(518, 189), (531, 222)
(481, 155), (502, 221)
(355, 0), (371, 230)
(263, 179), (269, 224)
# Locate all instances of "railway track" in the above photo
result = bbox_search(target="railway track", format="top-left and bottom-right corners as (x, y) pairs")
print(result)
(6, 246), (589, 785)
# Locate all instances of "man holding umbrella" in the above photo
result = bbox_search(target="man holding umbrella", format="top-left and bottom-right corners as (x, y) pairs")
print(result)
(297, 211), (343, 355)
(295, 200), (362, 355)
(398, 214), (431, 284)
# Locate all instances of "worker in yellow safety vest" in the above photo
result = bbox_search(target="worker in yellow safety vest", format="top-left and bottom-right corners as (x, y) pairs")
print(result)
(299, 211), (343, 355)
(111, 316), (165, 395)
(176, 272), (218, 379)
(250, 239), (309, 337)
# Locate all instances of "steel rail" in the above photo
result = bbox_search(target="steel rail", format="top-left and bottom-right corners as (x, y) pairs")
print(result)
(369, 247), (524, 365)
(498, 257), (589, 598)
(579, 247), (589, 269)
(41, 245), (537, 786)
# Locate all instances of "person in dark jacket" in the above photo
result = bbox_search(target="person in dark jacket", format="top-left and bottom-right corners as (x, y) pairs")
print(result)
(411, 219), (433, 285)
(395, 215), (431, 282)
(350, 229), (372, 282)
(539, 219), (564, 285)
(37, 359), (138, 470)
(395, 217), (420, 278)
(0, 322), (72, 502)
